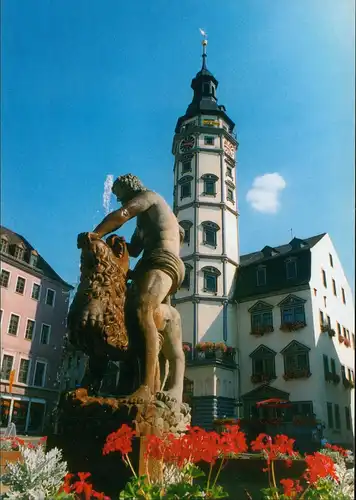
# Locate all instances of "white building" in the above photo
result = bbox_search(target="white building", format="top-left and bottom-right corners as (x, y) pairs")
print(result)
(236, 233), (355, 449)
(172, 42), (355, 448)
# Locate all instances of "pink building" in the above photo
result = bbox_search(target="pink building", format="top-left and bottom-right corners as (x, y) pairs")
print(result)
(0, 226), (73, 435)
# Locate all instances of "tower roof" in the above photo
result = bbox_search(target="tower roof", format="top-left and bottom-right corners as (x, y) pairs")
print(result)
(175, 38), (235, 132)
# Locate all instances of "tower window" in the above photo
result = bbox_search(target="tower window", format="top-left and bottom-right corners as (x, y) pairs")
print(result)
(329, 253), (334, 267)
(202, 221), (220, 248)
(203, 83), (210, 94)
(286, 259), (297, 279)
(181, 264), (192, 289)
(227, 188), (234, 203)
(180, 221), (193, 245)
(332, 279), (337, 296)
(341, 288), (346, 304)
(204, 136), (214, 146)
(182, 161), (192, 174)
(202, 266), (221, 293)
(180, 183), (191, 199)
(202, 174), (218, 196)
(321, 269), (327, 288)
(178, 175), (193, 200)
(256, 266), (266, 286)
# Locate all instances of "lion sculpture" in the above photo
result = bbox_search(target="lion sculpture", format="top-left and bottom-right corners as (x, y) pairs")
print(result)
(67, 235), (185, 403)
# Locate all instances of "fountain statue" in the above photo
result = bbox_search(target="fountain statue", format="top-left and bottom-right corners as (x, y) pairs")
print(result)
(53, 174), (191, 493)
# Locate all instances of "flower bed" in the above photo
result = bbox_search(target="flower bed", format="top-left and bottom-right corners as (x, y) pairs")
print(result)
(1, 426), (354, 499)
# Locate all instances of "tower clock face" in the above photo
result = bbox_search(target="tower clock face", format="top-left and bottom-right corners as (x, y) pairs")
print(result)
(180, 136), (195, 152)
(224, 139), (235, 159)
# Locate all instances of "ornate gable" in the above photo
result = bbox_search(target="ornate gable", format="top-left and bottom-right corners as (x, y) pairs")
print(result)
(280, 340), (310, 354)
(248, 300), (274, 313)
(241, 384), (289, 401)
(277, 294), (306, 308)
(249, 345), (276, 358)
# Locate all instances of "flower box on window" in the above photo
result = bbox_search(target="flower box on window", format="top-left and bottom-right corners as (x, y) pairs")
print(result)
(344, 338), (351, 347)
(342, 378), (354, 389)
(283, 369), (311, 380)
(280, 321), (306, 332)
(320, 323), (330, 333)
(325, 372), (340, 384)
(328, 329), (336, 338)
(338, 335), (345, 344)
(225, 346), (236, 361)
(250, 325), (274, 336)
(195, 341), (214, 353)
(250, 373), (273, 384)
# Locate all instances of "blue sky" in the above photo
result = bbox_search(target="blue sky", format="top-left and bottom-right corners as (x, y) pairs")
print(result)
(1, 0), (354, 292)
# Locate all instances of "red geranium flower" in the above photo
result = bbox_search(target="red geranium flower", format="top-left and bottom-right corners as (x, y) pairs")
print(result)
(325, 443), (348, 457)
(250, 433), (296, 464)
(220, 424), (248, 455)
(103, 424), (136, 456)
(280, 478), (303, 498)
(304, 452), (339, 485)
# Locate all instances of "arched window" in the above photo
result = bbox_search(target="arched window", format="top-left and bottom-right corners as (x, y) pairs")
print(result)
(178, 175), (193, 200)
(180, 220), (193, 245)
(1, 236), (8, 253)
(202, 174), (218, 196)
(181, 263), (193, 289)
(202, 266), (221, 293)
(202, 221), (220, 248)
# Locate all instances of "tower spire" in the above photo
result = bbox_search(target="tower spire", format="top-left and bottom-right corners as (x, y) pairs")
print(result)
(199, 28), (208, 69)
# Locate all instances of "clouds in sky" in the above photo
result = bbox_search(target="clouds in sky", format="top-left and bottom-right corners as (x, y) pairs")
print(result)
(246, 173), (286, 214)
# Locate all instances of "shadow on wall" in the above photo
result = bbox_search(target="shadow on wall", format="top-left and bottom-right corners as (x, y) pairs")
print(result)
(315, 326), (354, 450)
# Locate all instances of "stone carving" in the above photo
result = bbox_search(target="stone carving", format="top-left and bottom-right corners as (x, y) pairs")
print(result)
(68, 174), (187, 405)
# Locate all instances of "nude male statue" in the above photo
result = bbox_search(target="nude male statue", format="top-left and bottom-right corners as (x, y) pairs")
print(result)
(79, 174), (186, 403)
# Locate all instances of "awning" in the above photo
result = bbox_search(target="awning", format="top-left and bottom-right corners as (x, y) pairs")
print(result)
(256, 398), (292, 408)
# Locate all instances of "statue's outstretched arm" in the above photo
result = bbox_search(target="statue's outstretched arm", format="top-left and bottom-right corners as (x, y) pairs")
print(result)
(93, 193), (153, 238)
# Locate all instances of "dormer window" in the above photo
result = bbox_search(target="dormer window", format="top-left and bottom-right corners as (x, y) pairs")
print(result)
(286, 258), (297, 279)
(202, 174), (218, 196)
(1, 237), (8, 253)
(30, 252), (38, 267)
(256, 266), (266, 286)
(202, 221), (220, 248)
(14, 244), (25, 261)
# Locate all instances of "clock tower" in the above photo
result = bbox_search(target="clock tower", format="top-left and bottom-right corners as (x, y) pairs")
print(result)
(172, 38), (239, 428)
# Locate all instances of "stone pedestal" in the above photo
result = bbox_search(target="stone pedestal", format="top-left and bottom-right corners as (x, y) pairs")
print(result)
(49, 389), (191, 496)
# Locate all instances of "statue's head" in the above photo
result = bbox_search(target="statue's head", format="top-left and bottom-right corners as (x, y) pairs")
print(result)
(112, 174), (147, 204)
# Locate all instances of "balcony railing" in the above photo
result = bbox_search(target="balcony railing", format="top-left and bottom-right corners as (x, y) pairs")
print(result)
(183, 343), (236, 367)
